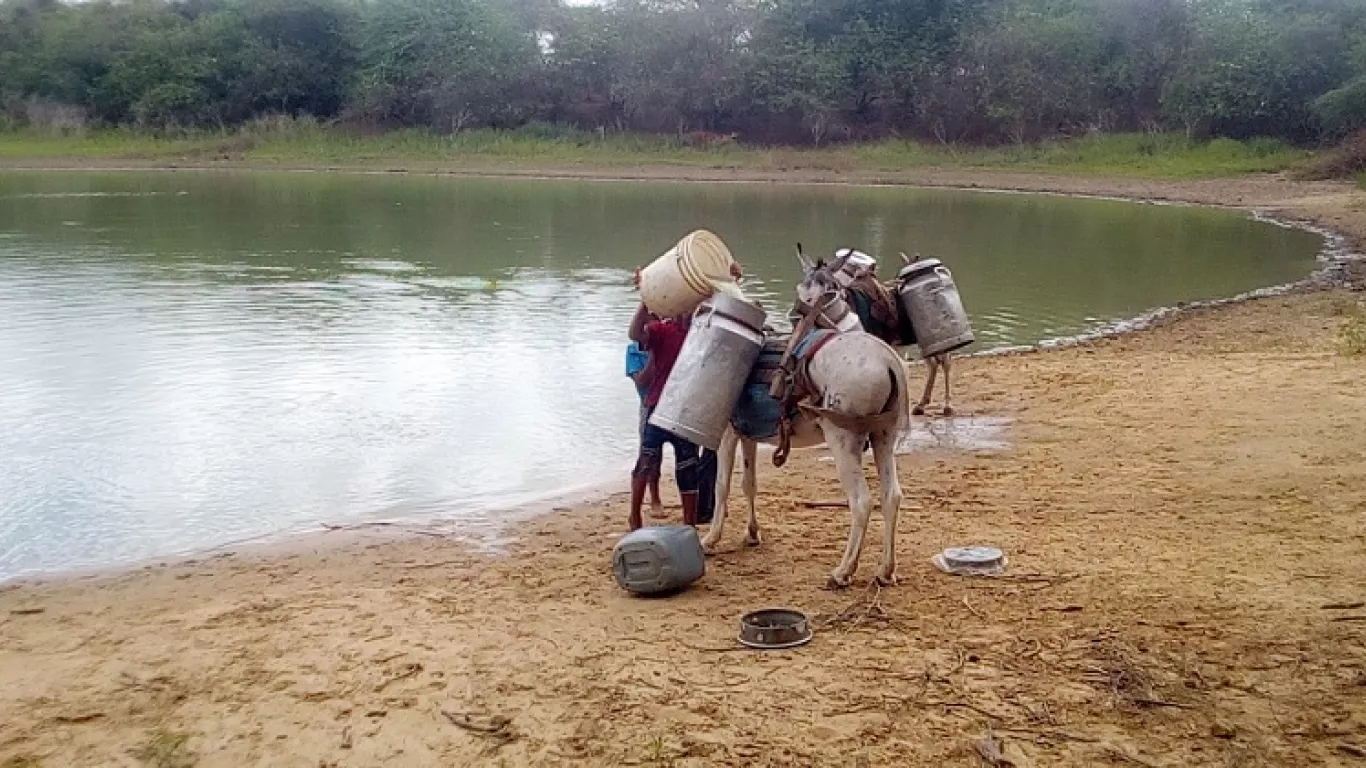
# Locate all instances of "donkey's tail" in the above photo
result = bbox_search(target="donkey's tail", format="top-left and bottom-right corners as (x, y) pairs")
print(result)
(885, 354), (911, 431)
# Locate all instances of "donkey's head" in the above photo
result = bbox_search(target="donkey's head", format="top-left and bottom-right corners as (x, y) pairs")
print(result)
(793, 243), (843, 309)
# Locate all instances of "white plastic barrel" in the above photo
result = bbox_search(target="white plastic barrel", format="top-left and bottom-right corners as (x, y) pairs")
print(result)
(639, 229), (737, 318)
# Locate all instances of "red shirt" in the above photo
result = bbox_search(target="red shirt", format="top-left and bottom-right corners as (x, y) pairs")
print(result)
(641, 318), (689, 408)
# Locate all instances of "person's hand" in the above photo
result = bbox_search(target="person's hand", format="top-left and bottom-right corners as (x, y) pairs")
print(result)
(632, 268), (642, 289)
(729, 261), (744, 281)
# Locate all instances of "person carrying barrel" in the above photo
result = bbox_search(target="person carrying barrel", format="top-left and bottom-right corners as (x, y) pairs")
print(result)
(627, 260), (744, 531)
(627, 302), (700, 531)
(626, 336), (665, 518)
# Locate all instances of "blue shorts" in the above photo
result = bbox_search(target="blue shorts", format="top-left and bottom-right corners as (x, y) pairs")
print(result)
(634, 406), (699, 493)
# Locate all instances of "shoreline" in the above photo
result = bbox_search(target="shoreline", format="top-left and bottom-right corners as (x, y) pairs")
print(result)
(0, 164), (1362, 587)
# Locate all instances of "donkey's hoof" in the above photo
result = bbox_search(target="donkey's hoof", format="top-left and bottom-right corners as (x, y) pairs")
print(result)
(941, 406), (955, 417)
(911, 404), (927, 416)
(745, 529), (762, 547)
(700, 537), (720, 555)
(825, 573), (852, 591)
(875, 570), (898, 587)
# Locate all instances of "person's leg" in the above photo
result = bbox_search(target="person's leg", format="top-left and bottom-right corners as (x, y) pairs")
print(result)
(640, 403), (665, 517)
(631, 413), (667, 531)
(695, 447), (717, 526)
(671, 437), (701, 527)
(649, 477), (664, 515)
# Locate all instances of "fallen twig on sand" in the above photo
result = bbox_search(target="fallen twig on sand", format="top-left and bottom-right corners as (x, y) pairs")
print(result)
(1331, 615), (1366, 623)
(1337, 744), (1366, 759)
(374, 662), (422, 692)
(995, 727), (1099, 744)
(1104, 745), (1159, 767)
(798, 500), (848, 509)
(398, 560), (464, 570)
(441, 709), (515, 739)
(931, 700), (1014, 722)
(964, 572), (1080, 590)
(52, 711), (104, 724)
(10, 607), (45, 615)
(962, 596), (986, 619)
(822, 582), (902, 631)
(971, 732), (1035, 767)
(1321, 602), (1365, 610)
(678, 640), (749, 653)
(1131, 696), (1194, 710)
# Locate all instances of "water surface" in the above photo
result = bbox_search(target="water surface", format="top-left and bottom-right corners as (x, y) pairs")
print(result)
(0, 171), (1322, 579)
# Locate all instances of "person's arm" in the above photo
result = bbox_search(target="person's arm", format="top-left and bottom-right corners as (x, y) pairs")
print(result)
(629, 302), (651, 345)
(631, 355), (656, 391)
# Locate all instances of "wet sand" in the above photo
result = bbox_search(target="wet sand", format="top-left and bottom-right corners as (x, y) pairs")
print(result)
(1, 172), (1365, 767)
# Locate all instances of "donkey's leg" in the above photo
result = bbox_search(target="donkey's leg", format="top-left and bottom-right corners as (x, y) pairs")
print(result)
(913, 357), (938, 416)
(869, 427), (903, 586)
(826, 425), (874, 589)
(741, 437), (761, 546)
(700, 427), (739, 552)
(940, 354), (954, 416)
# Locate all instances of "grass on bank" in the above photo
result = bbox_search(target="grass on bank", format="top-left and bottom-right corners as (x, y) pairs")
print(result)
(0, 118), (1316, 179)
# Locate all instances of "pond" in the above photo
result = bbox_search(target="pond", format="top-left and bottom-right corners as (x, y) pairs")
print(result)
(0, 170), (1323, 580)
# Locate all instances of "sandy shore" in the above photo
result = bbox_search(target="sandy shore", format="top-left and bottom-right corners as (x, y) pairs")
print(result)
(1, 170), (1365, 767)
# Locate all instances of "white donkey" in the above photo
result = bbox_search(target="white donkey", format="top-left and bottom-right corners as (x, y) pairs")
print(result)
(700, 269), (910, 589)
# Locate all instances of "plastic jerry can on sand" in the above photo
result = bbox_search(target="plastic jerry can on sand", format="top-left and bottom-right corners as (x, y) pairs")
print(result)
(612, 525), (706, 595)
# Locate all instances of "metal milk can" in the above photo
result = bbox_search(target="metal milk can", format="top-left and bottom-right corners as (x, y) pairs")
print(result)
(790, 292), (862, 333)
(649, 293), (767, 450)
(831, 248), (878, 288)
(896, 258), (975, 357)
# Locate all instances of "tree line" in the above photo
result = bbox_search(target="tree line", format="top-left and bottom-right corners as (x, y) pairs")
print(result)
(3, 0), (1365, 146)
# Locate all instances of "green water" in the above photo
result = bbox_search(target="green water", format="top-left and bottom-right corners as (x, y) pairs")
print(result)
(0, 170), (1322, 578)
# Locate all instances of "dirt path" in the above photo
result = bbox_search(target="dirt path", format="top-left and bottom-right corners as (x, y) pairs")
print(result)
(2, 287), (1364, 767)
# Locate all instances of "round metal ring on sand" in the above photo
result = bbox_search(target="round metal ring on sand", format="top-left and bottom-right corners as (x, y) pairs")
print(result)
(738, 609), (813, 650)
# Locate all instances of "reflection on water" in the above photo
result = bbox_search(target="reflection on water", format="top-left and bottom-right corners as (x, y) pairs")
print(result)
(0, 171), (1322, 579)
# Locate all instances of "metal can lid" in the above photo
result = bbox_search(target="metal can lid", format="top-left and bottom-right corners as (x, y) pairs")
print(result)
(942, 546), (1005, 568)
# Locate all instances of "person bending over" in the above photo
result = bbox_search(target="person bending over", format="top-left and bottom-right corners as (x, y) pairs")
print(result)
(627, 303), (699, 530)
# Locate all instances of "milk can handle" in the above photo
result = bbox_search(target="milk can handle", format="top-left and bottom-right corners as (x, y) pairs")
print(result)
(694, 302), (716, 328)
(934, 266), (952, 281)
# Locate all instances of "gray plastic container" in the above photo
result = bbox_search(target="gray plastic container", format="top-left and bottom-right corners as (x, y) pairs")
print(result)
(612, 525), (706, 595)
